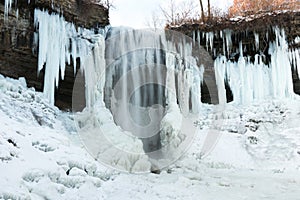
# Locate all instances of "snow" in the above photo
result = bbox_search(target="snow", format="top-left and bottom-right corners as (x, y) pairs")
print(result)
(295, 36), (300, 44)
(1, 75), (300, 199)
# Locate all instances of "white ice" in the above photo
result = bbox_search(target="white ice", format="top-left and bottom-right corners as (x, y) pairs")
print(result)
(214, 27), (296, 105)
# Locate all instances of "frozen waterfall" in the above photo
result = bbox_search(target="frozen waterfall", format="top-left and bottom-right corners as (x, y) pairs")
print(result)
(32, 8), (300, 171)
(34, 9), (104, 105)
(214, 26), (297, 105)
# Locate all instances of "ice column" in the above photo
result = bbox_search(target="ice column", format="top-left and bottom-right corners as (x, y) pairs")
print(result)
(165, 53), (177, 106)
(225, 29), (232, 56)
(81, 38), (106, 109)
(290, 49), (300, 78)
(254, 32), (259, 50)
(269, 27), (294, 99)
(206, 32), (214, 52)
(4, 0), (13, 18)
(214, 56), (227, 105)
(190, 64), (203, 114)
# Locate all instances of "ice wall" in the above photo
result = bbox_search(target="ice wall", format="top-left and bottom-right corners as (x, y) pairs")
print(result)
(34, 9), (103, 105)
(34, 10), (154, 172)
(214, 27), (298, 105)
(104, 28), (204, 156)
(105, 28), (204, 116)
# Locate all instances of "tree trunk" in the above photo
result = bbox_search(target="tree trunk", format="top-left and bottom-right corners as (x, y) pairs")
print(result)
(199, 0), (205, 21)
(207, 0), (211, 20)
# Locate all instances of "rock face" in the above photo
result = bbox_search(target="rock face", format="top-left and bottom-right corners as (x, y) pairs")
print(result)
(0, 0), (109, 109)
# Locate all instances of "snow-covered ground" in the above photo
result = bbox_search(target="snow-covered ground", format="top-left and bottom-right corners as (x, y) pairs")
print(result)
(1, 75), (300, 199)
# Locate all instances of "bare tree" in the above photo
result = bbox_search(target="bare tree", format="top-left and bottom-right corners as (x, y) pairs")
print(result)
(91, 0), (115, 11)
(207, 0), (211, 20)
(145, 11), (164, 30)
(102, 0), (115, 11)
(229, 0), (299, 16)
(199, 0), (205, 21)
(160, 0), (197, 26)
(160, 0), (177, 26)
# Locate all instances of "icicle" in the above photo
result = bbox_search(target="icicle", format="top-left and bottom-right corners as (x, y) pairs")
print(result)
(80, 37), (106, 108)
(4, 0), (13, 19)
(190, 66), (203, 114)
(192, 31), (195, 43)
(295, 49), (300, 77)
(183, 68), (192, 115)
(224, 29), (232, 56)
(16, 9), (19, 20)
(289, 48), (300, 78)
(34, 9), (103, 105)
(269, 27), (294, 99)
(197, 30), (201, 48)
(205, 32), (214, 52)
(215, 27), (295, 105)
(254, 32), (259, 50)
(165, 53), (177, 106)
(214, 56), (227, 105)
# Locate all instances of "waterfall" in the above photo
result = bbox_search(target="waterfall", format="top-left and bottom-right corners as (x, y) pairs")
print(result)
(33, 9), (206, 171)
(104, 27), (204, 154)
(32, 9), (300, 171)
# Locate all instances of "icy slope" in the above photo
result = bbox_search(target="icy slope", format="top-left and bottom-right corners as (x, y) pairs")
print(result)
(1, 75), (300, 199)
(0, 75), (115, 199)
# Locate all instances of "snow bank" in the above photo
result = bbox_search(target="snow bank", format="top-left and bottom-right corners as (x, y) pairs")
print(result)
(1, 72), (300, 199)
(0, 75), (116, 199)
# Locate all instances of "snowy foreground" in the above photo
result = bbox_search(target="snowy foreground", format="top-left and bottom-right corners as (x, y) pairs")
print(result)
(1, 75), (300, 199)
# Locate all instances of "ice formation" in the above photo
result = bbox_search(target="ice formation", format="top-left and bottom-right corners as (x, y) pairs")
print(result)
(104, 28), (204, 161)
(224, 29), (233, 56)
(4, 0), (13, 18)
(33, 9), (207, 171)
(32, 7), (300, 170)
(254, 32), (259, 51)
(34, 9), (103, 105)
(290, 48), (300, 77)
(214, 27), (297, 105)
(206, 32), (214, 52)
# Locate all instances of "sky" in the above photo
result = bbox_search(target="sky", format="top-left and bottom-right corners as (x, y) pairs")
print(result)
(110, 0), (233, 28)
